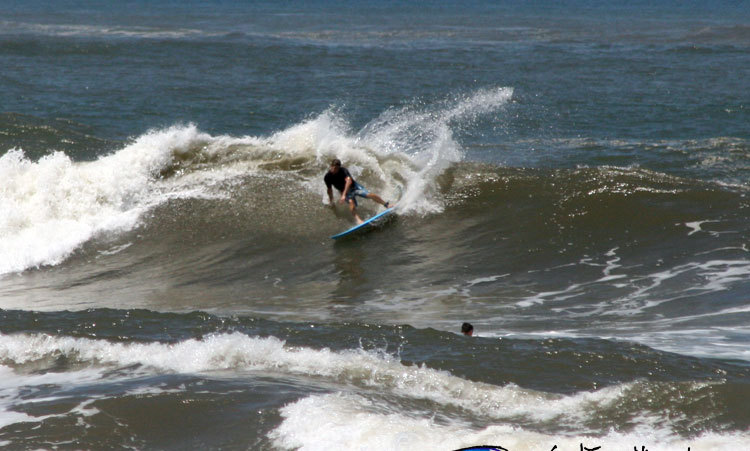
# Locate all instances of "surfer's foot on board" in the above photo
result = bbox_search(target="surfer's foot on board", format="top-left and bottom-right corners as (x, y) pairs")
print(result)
(384, 201), (394, 209)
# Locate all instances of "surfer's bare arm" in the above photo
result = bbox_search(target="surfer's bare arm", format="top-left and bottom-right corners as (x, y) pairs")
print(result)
(340, 177), (353, 203)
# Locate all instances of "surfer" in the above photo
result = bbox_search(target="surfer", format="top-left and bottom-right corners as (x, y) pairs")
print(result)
(461, 323), (474, 336)
(324, 158), (392, 224)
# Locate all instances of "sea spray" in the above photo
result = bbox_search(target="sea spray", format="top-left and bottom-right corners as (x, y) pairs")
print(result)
(356, 87), (514, 213)
(265, 87), (514, 214)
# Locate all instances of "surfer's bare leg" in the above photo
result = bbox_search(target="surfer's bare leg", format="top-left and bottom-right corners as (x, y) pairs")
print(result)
(348, 199), (364, 224)
(365, 193), (392, 208)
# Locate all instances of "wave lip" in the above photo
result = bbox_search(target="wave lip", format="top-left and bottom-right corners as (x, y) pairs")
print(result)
(0, 125), (231, 275)
(0, 148), (142, 274)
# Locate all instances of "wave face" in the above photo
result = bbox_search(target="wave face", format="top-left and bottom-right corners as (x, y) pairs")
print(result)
(2, 116), (748, 362)
(0, 88), (514, 275)
(2, 104), (749, 451)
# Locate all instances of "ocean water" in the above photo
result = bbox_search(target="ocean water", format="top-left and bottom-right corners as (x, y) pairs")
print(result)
(1, 1), (750, 449)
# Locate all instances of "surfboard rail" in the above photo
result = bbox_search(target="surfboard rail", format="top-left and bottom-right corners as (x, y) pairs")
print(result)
(330, 207), (395, 239)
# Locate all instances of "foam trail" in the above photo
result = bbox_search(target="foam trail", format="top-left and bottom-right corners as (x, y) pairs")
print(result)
(0, 365), (44, 429)
(0, 364), (106, 429)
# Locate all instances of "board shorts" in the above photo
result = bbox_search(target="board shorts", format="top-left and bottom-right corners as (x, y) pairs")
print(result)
(345, 182), (369, 206)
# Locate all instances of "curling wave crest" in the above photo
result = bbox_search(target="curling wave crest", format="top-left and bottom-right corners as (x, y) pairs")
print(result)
(0, 87), (513, 274)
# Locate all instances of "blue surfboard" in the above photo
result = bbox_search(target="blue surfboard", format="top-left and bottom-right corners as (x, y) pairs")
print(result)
(330, 207), (395, 239)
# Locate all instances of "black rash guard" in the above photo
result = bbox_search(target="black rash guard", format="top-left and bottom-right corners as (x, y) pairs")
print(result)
(324, 167), (356, 193)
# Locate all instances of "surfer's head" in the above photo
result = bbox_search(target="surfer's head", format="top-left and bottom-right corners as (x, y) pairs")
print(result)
(329, 158), (342, 173)
(461, 322), (474, 336)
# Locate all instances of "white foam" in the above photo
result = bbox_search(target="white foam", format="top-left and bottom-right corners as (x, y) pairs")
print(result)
(516, 283), (584, 307)
(0, 148), (134, 273)
(0, 363), (108, 429)
(683, 220), (722, 237)
(0, 333), (698, 424)
(0, 408), (37, 430)
(0, 365), (43, 429)
(271, 393), (750, 451)
(2, 332), (747, 446)
(514, 244), (750, 311)
(466, 274), (510, 287)
(0, 125), (251, 274)
(617, 258), (750, 310)
(97, 242), (133, 256)
(630, 328), (750, 362)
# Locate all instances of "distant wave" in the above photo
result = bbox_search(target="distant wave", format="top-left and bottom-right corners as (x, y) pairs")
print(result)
(0, 21), (213, 40)
(508, 136), (750, 186)
(687, 24), (750, 44)
(270, 26), (553, 48)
